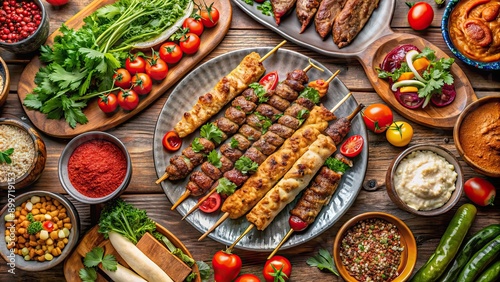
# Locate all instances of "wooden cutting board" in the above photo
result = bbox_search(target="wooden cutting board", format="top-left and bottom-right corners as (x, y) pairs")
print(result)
(17, 0), (232, 138)
(63, 223), (201, 282)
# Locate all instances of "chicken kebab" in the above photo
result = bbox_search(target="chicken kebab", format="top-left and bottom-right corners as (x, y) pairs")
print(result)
(198, 91), (355, 240)
(172, 69), (340, 211)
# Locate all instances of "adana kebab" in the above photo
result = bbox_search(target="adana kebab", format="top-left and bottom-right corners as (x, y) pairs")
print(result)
(181, 71), (340, 217)
(174, 41), (285, 138)
(170, 65), (328, 210)
(156, 42), (286, 184)
(198, 93), (353, 240)
(268, 153), (355, 259)
(227, 105), (362, 250)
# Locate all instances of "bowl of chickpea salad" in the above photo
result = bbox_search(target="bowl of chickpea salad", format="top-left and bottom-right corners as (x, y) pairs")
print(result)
(0, 191), (79, 271)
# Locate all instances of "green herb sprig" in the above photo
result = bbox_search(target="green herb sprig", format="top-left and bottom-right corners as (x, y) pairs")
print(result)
(0, 148), (14, 164)
(306, 249), (339, 276)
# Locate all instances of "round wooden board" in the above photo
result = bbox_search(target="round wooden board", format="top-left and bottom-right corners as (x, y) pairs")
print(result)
(355, 31), (478, 130)
(17, 0), (232, 138)
(63, 223), (201, 282)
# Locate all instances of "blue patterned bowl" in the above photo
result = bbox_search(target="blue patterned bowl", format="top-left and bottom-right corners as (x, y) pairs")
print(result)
(441, 0), (500, 70)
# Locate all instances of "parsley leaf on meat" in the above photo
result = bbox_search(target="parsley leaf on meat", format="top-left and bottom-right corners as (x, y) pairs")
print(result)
(235, 156), (258, 175)
(297, 109), (309, 125)
(306, 249), (339, 276)
(249, 82), (269, 103)
(191, 138), (205, 153)
(325, 157), (349, 174)
(207, 150), (222, 168)
(216, 177), (238, 195)
(200, 123), (224, 144)
(255, 112), (272, 134)
(230, 137), (239, 149)
(298, 87), (320, 104)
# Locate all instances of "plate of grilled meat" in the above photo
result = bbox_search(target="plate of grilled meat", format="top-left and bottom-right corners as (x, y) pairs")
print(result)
(153, 46), (368, 251)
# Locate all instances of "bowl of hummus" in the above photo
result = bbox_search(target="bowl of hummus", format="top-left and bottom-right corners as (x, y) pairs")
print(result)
(386, 144), (464, 216)
(454, 95), (500, 177)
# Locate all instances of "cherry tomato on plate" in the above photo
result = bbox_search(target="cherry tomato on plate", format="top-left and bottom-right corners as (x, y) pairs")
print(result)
(113, 68), (132, 89)
(179, 33), (201, 55)
(289, 215), (308, 232)
(162, 130), (182, 151)
(340, 135), (364, 158)
(146, 56), (168, 81)
(259, 71), (279, 91)
(212, 249), (242, 282)
(407, 2), (434, 31)
(234, 274), (261, 282)
(46, 0), (68, 6)
(198, 192), (221, 213)
(182, 16), (204, 37)
(43, 221), (54, 232)
(362, 104), (393, 133)
(199, 2), (220, 28)
(132, 73), (153, 95)
(160, 42), (183, 64)
(386, 121), (413, 147)
(117, 89), (139, 111)
(98, 93), (118, 113)
(263, 255), (291, 282)
(464, 177), (496, 206)
(125, 55), (147, 75)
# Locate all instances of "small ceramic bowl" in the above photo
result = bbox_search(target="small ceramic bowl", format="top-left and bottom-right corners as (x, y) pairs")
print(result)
(442, 0), (500, 70)
(0, 190), (80, 271)
(454, 96), (500, 177)
(0, 118), (47, 190)
(386, 144), (464, 216)
(58, 131), (132, 204)
(333, 212), (417, 282)
(0, 56), (10, 108)
(0, 0), (50, 54)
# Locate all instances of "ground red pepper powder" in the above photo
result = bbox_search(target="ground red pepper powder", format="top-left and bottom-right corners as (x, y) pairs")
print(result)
(68, 139), (127, 198)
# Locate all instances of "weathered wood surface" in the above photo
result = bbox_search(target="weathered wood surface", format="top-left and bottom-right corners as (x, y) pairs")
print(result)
(1, 0), (499, 281)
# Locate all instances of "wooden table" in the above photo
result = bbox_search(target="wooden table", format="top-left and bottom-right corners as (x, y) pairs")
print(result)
(1, 0), (499, 281)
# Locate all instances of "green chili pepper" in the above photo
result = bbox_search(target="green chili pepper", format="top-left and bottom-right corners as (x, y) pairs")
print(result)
(457, 235), (500, 282)
(475, 260), (500, 282)
(440, 224), (500, 282)
(410, 203), (477, 282)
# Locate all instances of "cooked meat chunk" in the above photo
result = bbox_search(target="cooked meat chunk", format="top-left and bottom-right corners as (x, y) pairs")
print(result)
(232, 133), (252, 151)
(189, 171), (213, 193)
(324, 117), (351, 144)
(271, 0), (298, 25)
(278, 114), (301, 130)
(225, 106), (247, 125)
(255, 104), (282, 120)
(219, 155), (234, 173)
(315, 0), (347, 39)
(245, 114), (264, 130)
(267, 94), (291, 112)
(287, 69), (309, 85)
(252, 138), (278, 156)
(275, 83), (300, 101)
(296, 97), (316, 110)
(201, 162), (223, 180)
(216, 117), (239, 135)
(284, 102), (309, 118)
(244, 147), (268, 164)
(224, 168), (249, 187)
(262, 131), (285, 147)
(241, 88), (259, 104)
(167, 156), (193, 180)
(197, 137), (216, 154)
(220, 143), (243, 163)
(239, 124), (262, 141)
(269, 123), (295, 139)
(297, 0), (321, 33)
(181, 147), (205, 167)
(232, 95), (258, 113)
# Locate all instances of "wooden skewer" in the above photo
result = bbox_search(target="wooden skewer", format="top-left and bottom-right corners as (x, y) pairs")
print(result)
(198, 212), (230, 241)
(171, 190), (191, 211)
(155, 172), (169, 184)
(326, 69), (340, 84)
(227, 224), (255, 252)
(268, 228), (295, 260)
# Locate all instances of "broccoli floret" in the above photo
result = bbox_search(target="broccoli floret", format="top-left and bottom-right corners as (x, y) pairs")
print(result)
(27, 221), (42, 235)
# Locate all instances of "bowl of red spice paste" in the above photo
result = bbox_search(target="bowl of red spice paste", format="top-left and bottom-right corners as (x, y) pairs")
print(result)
(58, 131), (131, 204)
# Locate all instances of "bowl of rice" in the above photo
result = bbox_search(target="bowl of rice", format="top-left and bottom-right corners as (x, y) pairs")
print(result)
(0, 118), (47, 190)
(0, 56), (10, 108)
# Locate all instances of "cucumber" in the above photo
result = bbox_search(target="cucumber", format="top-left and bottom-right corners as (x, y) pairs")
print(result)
(440, 224), (500, 282)
(476, 260), (500, 282)
(457, 235), (500, 282)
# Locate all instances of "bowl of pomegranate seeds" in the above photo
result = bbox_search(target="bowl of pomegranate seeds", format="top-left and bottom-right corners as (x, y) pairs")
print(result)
(0, 0), (49, 54)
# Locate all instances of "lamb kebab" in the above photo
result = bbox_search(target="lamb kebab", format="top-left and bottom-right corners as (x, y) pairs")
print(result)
(180, 72), (340, 217)
(198, 94), (355, 240)
(174, 41), (286, 138)
(156, 44), (287, 184)
(297, 0), (322, 33)
(314, 0), (347, 39)
(169, 65), (322, 210)
(226, 105), (362, 250)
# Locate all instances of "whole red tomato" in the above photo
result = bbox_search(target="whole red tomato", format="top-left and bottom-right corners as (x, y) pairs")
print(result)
(132, 73), (153, 95)
(117, 89), (139, 111)
(362, 104), (393, 133)
(407, 2), (434, 30)
(113, 68), (132, 89)
(46, 0), (68, 6)
(125, 55), (147, 75)
(212, 250), (242, 282)
(179, 33), (201, 55)
(146, 56), (168, 81)
(97, 94), (118, 113)
(199, 2), (220, 28)
(263, 256), (291, 282)
(182, 17), (204, 36)
(160, 42), (183, 64)
(234, 274), (261, 282)
(464, 177), (496, 206)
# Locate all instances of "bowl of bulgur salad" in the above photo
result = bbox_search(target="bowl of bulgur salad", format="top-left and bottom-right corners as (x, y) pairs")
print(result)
(0, 56), (10, 108)
(0, 118), (47, 190)
(333, 212), (417, 282)
(0, 190), (80, 271)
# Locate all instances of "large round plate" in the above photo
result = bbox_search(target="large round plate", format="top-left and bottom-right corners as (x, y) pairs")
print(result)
(153, 48), (368, 251)
(232, 0), (394, 57)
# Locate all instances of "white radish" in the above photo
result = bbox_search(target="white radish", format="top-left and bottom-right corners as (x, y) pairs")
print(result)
(100, 263), (147, 282)
(108, 231), (173, 282)
(406, 50), (426, 82)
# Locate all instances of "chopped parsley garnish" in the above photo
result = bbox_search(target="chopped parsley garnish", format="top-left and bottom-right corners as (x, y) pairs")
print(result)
(325, 157), (349, 173)
(235, 156), (258, 175)
(257, 0), (273, 16)
(298, 87), (320, 104)
(200, 123), (224, 144)
(274, 113), (284, 120)
(27, 221), (43, 235)
(230, 137), (239, 149)
(191, 138), (205, 153)
(27, 213), (34, 223)
(376, 62), (411, 81)
(249, 82), (268, 103)
(207, 150), (222, 168)
(0, 148), (14, 164)
(242, 0), (253, 4)
(216, 177), (238, 195)
(297, 109), (309, 125)
(255, 112), (272, 134)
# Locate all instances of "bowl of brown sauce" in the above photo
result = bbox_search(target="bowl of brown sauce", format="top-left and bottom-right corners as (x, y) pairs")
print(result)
(442, 0), (500, 70)
(454, 95), (500, 177)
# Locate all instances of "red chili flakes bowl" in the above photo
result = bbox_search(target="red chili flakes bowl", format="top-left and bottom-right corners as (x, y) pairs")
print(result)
(58, 131), (132, 204)
(333, 212), (417, 282)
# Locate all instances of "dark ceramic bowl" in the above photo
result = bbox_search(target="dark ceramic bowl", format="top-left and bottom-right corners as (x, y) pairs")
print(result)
(442, 0), (500, 70)
(0, 118), (47, 190)
(58, 131), (132, 204)
(0, 56), (10, 108)
(0, 190), (80, 271)
(0, 0), (50, 54)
